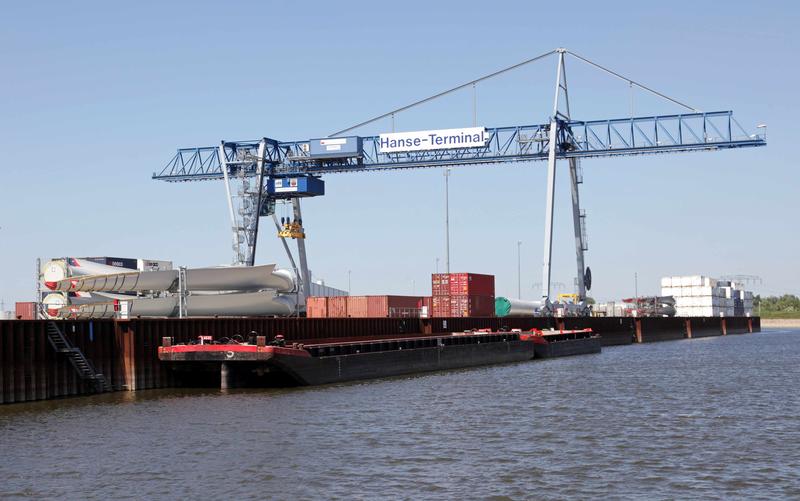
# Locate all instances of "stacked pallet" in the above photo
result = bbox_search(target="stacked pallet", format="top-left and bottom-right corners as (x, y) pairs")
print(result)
(660, 276), (753, 317)
(431, 273), (495, 317)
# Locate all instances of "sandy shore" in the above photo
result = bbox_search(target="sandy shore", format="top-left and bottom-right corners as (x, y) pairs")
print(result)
(761, 318), (800, 329)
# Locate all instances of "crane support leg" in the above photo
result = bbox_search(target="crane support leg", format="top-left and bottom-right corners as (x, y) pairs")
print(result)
(219, 142), (241, 264)
(568, 158), (586, 300)
(246, 139), (268, 266)
(540, 119), (558, 302)
(292, 198), (311, 298)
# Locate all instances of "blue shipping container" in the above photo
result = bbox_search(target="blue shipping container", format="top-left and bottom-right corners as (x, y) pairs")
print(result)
(267, 176), (325, 198)
(308, 136), (362, 159)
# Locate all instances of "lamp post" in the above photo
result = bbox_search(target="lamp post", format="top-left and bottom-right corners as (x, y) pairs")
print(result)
(444, 168), (451, 274)
(517, 241), (522, 299)
(348, 270), (351, 295)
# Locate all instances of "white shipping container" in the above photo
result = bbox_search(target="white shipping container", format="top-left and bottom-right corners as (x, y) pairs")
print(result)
(672, 276), (683, 287)
(661, 277), (672, 288)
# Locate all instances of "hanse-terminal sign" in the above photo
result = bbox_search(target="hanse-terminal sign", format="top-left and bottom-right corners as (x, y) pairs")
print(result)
(378, 126), (488, 153)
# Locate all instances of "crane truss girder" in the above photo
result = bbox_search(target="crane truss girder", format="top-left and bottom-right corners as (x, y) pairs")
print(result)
(153, 111), (765, 182)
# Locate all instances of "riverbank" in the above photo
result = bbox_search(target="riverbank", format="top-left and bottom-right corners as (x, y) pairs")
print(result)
(760, 318), (800, 329)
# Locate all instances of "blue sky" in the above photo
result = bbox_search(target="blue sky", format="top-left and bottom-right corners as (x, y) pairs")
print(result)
(1, 0), (797, 306)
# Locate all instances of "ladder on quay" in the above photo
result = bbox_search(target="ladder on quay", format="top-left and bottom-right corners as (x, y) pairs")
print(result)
(46, 321), (112, 393)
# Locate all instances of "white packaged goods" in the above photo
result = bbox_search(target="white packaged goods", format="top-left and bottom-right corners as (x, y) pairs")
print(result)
(672, 276), (683, 287)
(681, 276), (693, 287)
(695, 296), (720, 307)
(661, 277), (671, 288)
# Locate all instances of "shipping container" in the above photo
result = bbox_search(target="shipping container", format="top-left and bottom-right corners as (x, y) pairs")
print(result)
(15, 302), (37, 320)
(366, 296), (424, 318)
(421, 297), (432, 318)
(449, 295), (494, 317)
(431, 273), (451, 296)
(85, 256), (139, 270)
(432, 295), (451, 317)
(447, 273), (495, 297)
(328, 296), (348, 318)
(347, 296), (369, 318)
(306, 297), (329, 318)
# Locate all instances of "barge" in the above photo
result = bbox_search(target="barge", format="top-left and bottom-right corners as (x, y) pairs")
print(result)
(0, 317), (759, 404)
(158, 328), (601, 387)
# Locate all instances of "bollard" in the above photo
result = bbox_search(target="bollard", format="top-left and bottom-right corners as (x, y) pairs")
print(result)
(220, 362), (231, 390)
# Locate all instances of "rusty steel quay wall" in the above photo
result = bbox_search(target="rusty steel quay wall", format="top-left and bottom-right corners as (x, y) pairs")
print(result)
(0, 316), (760, 404)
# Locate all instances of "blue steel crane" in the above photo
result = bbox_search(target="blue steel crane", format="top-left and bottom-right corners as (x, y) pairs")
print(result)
(153, 48), (766, 307)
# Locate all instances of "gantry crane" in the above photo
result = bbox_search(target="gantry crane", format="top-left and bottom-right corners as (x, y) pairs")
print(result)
(153, 48), (766, 310)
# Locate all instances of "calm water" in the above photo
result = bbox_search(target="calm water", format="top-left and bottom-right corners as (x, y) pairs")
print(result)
(1, 330), (799, 500)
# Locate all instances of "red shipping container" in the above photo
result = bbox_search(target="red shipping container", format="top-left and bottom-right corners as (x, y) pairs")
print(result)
(449, 295), (494, 317)
(431, 273), (450, 296)
(328, 296), (348, 318)
(448, 273), (495, 297)
(432, 295), (451, 317)
(421, 296), (433, 318)
(305, 297), (328, 318)
(15, 302), (37, 320)
(367, 296), (424, 318)
(347, 296), (369, 318)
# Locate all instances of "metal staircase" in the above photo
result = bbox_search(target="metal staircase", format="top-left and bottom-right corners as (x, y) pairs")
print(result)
(46, 321), (112, 393)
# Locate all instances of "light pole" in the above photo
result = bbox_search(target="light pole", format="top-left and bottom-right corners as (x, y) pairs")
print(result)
(517, 241), (522, 299)
(435, 257), (439, 274)
(444, 168), (451, 274)
(348, 270), (351, 295)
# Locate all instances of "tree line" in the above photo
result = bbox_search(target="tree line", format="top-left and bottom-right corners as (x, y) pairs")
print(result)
(754, 294), (800, 312)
